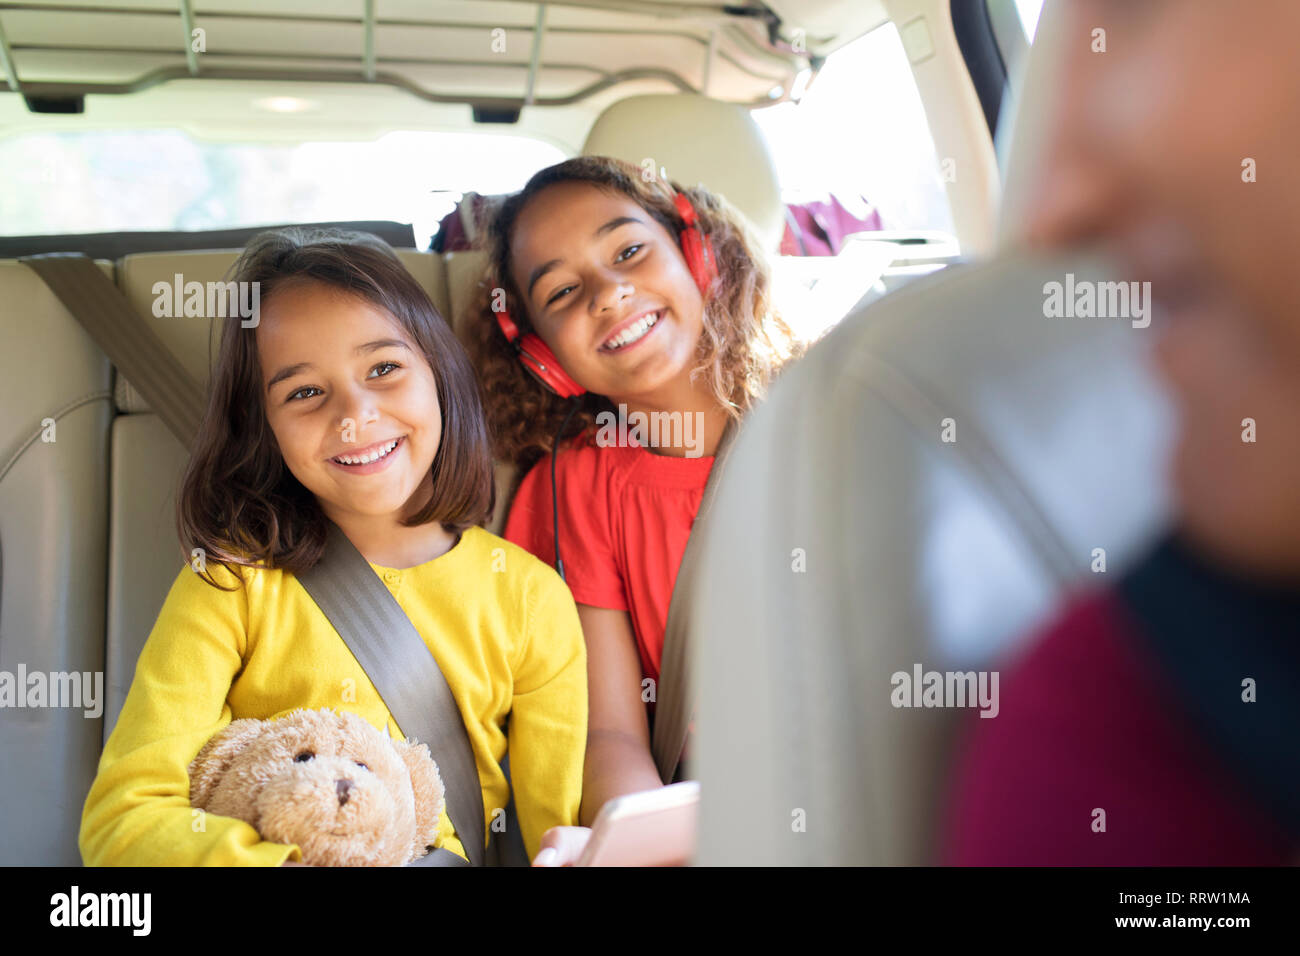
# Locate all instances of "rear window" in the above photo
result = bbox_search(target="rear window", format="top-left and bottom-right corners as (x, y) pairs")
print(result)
(0, 128), (566, 248)
(752, 21), (957, 241)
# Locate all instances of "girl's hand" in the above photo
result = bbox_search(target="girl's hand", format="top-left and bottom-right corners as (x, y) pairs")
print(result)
(531, 825), (591, 866)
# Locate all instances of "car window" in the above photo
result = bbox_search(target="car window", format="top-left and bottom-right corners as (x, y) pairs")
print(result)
(1014, 0), (1045, 42)
(752, 22), (956, 241)
(751, 22), (959, 341)
(0, 128), (566, 248)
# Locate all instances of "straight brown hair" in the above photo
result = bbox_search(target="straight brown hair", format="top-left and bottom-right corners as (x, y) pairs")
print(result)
(177, 228), (494, 589)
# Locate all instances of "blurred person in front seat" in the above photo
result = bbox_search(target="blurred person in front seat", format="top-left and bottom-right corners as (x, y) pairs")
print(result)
(941, 1), (1300, 864)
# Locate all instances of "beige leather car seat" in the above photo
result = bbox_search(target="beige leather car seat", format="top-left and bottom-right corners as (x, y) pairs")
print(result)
(0, 260), (115, 865)
(690, 2), (1176, 864)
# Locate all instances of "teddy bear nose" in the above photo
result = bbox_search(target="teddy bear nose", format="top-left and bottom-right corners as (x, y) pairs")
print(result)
(336, 779), (354, 806)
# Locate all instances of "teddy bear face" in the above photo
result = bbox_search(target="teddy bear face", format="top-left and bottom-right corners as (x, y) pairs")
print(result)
(189, 709), (445, 866)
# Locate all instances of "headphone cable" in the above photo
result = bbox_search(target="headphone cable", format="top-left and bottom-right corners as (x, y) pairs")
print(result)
(552, 398), (582, 582)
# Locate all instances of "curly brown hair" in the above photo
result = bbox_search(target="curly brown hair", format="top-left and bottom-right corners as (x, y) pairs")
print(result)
(466, 155), (804, 471)
(177, 227), (494, 590)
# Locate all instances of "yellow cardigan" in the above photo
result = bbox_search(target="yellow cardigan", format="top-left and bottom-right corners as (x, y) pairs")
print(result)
(80, 526), (587, 866)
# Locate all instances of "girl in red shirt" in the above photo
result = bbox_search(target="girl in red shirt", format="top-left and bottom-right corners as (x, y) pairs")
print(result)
(467, 156), (802, 863)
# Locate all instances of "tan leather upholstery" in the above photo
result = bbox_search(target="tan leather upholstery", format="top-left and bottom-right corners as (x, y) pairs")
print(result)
(443, 250), (519, 539)
(691, 250), (1173, 865)
(686, 0), (1173, 867)
(582, 93), (784, 251)
(0, 260), (115, 865)
(104, 414), (191, 735)
(444, 250), (489, 345)
(114, 253), (228, 410)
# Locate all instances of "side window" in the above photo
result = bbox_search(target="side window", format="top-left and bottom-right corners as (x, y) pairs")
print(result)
(752, 23), (959, 341)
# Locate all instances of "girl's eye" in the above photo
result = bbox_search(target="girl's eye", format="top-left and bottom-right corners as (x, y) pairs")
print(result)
(287, 386), (322, 402)
(546, 285), (576, 306)
(544, 246), (642, 306)
(285, 362), (398, 401)
(295, 751), (315, 762)
(355, 761), (369, 770)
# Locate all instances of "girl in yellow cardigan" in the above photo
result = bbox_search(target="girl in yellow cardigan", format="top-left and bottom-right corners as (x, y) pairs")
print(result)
(80, 229), (587, 866)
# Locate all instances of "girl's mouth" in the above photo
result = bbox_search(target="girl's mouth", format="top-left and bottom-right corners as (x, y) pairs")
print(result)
(600, 311), (662, 353)
(327, 436), (404, 475)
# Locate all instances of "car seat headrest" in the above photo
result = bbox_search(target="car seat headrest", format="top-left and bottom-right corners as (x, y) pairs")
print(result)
(582, 93), (784, 251)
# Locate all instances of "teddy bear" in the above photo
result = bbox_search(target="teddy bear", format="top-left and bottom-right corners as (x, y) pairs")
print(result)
(188, 708), (445, 866)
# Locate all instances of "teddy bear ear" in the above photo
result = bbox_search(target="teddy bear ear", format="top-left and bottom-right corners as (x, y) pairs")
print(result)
(393, 738), (446, 857)
(187, 718), (267, 809)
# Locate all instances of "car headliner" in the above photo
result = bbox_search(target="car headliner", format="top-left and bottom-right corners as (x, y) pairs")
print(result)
(0, 0), (888, 152)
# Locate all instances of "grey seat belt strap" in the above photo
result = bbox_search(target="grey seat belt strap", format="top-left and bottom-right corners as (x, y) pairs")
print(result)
(406, 847), (473, 868)
(652, 419), (738, 784)
(296, 521), (488, 867)
(20, 253), (206, 453)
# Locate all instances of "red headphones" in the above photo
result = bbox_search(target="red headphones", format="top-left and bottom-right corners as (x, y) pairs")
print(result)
(494, 187), (719, 398)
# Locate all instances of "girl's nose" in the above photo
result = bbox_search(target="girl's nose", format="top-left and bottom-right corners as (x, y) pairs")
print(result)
(592, 276), (634, 314)
(334, 389), (380, 436)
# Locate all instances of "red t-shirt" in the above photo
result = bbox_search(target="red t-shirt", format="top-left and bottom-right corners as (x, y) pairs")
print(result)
(940, 589), (1293, 865)
(504, 433), (714, 687)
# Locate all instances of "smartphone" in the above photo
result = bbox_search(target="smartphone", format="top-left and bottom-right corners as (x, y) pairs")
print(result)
(575, 781), (700, 867)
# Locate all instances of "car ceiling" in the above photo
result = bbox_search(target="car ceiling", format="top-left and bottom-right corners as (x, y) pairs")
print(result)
(0, 0), (888, 152)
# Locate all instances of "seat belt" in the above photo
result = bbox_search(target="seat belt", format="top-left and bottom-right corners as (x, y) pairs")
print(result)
(297, 521), (487, 867)
(19, 254), (206, 453)
(652, 418), (739, 784)
(27, 253), (491, 866)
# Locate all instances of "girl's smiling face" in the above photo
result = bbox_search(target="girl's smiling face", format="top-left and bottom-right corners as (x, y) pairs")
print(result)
(257, 280), (442, 524)
(508, 181), (706, 402)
